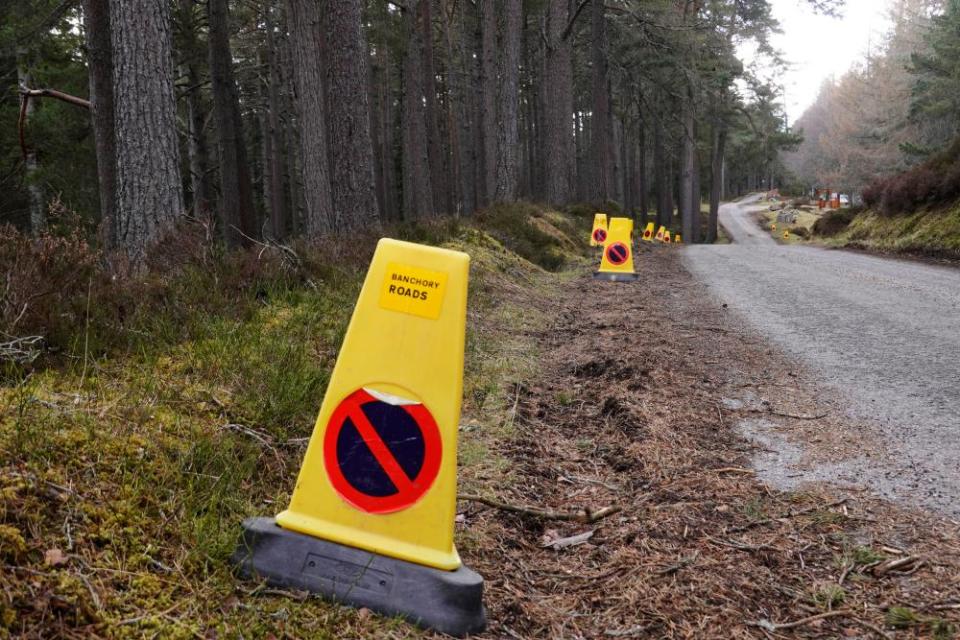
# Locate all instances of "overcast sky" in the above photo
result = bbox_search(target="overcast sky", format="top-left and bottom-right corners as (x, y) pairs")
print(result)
(741, 0), (896, 124)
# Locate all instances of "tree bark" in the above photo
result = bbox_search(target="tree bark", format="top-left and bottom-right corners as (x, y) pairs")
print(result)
(17, 55), (45, 233)
(82, 0), (115, 246)
(680, 97), (695, 242)
(542, 0), (573, 206)
(479, 0), (497, 206)
(209, 0), (256, 246)
(263, 5), (287, 238)
(401, 0), (435, 218)
(416, 0), (448, 214)
(638, 114), (648, 225)
(494, 0), (522, 202)
(324, 0), (380, 232)
(708, 124), (727, 244)
(285, 0), (334, 235)
(109, 0), (184, 264)
(654, 122), (670, 227)
(590, 0), (612, 202)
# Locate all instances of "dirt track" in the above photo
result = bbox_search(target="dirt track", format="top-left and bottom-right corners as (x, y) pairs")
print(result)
(684, 196), (960, 518)
(457, 247), (960, 639)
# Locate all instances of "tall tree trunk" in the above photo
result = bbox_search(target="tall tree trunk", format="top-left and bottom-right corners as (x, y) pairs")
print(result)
(285, 0), (334, 235)
(494, 0), (522, 202)
(691, 132), (701, 242)
(209, 0), (256, 246)
(439, 3), (463, 215)
(542, 0), (573, 206)
(680, 97), (695, 242)
(625, 122), (635, 218)
(654, 123), (670, 227)
(264, 6), (287, 238)
(82, 0), (115, 245)
(109, 0), (183, 264)
(590, 0), (612, 202)
(708, 124), (727, 244)
(416, 0), (448, 214)
(324, 0), (380, 231)
(638, 114), (648, 225)
(401, 0), (435, 218)
(479, 0), (497, 206)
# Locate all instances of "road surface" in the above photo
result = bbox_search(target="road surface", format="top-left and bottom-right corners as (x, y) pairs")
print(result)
(683, 195), (960, 518)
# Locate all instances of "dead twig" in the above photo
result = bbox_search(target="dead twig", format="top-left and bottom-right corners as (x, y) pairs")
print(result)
(747, 609), (853, 632)
(458, 493), (621, 524)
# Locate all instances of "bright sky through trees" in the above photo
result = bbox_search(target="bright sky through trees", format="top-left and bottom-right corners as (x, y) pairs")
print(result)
(741, 0), (895, 123)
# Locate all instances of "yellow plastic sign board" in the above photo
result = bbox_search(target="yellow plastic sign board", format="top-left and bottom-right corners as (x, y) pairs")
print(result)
(783, 230), (790, 239)
(663, 230), (672, 244)
(771, 223), (777, 231)
(597, 217), (636, 276)
(655, 226), (666, 242)
(276, 239), (469, 571)
(641, 222), (655, 242)
(674, 233), (682, 244)
(590, 213), (609, 246)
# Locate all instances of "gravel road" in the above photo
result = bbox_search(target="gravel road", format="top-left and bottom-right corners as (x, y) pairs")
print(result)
(683, 195), (960, 518)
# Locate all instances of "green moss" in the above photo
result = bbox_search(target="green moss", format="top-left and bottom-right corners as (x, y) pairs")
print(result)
(818, 201), (960, 257)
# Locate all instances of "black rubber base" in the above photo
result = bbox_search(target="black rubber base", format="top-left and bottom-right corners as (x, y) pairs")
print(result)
(593, 271), (639, 282)
(232, 517), (486, 637)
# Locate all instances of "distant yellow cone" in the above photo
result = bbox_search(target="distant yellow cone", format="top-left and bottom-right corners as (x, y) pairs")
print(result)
(674, 233), (682, 244)
(641, 222), (655, 242)
(590, 214), (608, 247)
(655, 226), (666, 242)
(663, 230), (672, 244)
(771, 223), (777, 231)
(783, 230), (790, 240)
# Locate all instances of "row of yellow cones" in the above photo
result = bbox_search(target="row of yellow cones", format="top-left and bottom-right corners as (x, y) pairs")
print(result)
(589, 214), (680, 282)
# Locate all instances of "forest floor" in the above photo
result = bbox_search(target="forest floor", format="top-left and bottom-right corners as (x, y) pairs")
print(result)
(1, 208), (959, 639)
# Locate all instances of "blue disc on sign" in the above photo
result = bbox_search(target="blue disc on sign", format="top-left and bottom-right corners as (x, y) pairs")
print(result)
(324, 389), (443, 513)
(336, 401), (425, 497)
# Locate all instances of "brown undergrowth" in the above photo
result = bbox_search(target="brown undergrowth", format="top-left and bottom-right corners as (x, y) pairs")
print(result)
(455, 247), (960, 639)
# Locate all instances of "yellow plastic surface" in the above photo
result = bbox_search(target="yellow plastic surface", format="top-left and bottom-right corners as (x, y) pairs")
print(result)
(655, 225), (666, 241)
(663, 231), (672, 244)
(597, 217), (636, 276)
(674, 233), (682, 244)
(276, 238), (469, 571)
(590, 213), (609, 246)
(641, 222), (655, 242)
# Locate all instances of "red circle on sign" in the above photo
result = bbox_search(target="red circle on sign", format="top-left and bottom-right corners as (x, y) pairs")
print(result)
(593, 228), (607, 243)
(323, 388), (442, 514)
(643, 230), (652, 238)
(606, 242), (629, 266)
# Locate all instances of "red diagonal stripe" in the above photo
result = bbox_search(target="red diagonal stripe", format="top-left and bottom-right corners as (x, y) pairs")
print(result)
(346, 404), (416, 494)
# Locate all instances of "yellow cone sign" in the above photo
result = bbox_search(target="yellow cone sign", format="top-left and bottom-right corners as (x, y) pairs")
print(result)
(655, 225), (666, 242)
(663, 230), (672, 244)
(641, 222), (655, 242)
(594, 217), (638, 282)
(674, 233), (682, 244)
(590, 213), (608, 246)
(275, 239), (468, 571)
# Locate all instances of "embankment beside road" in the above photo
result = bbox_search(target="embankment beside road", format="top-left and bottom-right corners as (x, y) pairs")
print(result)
(813, 202), (960, 260)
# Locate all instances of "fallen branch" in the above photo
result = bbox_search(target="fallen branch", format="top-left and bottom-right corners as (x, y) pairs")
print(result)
(458, 493), (621, 524)
(0, 335), (43, 363)
(747, 609), (853, 632)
